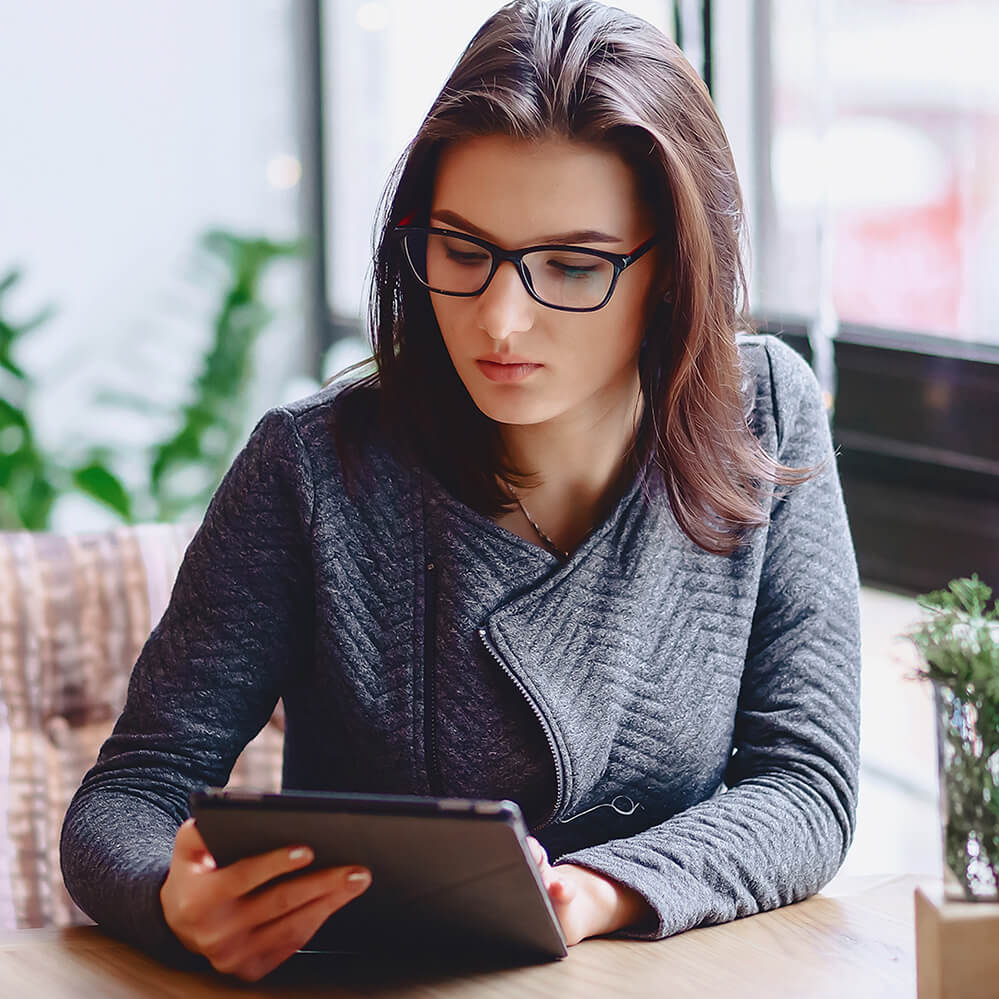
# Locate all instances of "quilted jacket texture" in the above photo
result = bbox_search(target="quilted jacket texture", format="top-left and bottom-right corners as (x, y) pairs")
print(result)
(61, 333), (861, 962)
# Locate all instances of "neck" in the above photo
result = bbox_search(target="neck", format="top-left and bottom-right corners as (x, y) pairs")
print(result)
(500, 375), (645, 530)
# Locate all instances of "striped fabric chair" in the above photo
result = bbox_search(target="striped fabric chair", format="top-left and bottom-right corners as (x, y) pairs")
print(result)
(0, 523), (284, 929)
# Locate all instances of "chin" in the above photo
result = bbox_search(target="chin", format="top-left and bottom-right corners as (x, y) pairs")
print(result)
(462, 383), (559, 427)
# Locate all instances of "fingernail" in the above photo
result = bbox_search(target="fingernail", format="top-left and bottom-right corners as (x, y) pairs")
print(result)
(288, 847), (312, 862)
(346, 868), (371, 887)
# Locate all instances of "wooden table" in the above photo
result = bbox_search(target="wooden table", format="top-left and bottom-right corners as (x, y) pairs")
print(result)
(0, 875), (921, 998)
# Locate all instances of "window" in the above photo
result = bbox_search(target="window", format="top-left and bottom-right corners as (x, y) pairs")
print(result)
(730, 0), (999, 344)
(314, 1), (999, 593)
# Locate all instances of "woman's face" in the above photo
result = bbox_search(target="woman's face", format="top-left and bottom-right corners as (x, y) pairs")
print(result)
(427, 134), (662, 431)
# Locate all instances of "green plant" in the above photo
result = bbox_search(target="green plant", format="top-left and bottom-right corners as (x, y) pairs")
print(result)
(140, 230), (302, 521)
(0, 229), (301, 531)
(0, 269), (131, 529)
(907, 574), (999, 900)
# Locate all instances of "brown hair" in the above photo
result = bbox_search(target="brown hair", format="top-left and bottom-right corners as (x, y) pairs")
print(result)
(340, 0), (820, 556)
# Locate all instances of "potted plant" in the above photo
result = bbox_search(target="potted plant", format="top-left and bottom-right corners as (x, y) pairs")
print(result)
(1, 229), (300, 531)
(0, 268), (131, 529)
(906, 574), (999, 902)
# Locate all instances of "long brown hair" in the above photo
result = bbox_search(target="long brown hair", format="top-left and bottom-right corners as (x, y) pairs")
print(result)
(340, 0), (820, 556)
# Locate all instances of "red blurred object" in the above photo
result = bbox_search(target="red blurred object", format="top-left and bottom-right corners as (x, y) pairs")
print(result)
(834, 180), (963, 335)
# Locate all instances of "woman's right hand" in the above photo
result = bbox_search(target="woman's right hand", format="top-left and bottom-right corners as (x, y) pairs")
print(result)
(160, 818), (371, 982)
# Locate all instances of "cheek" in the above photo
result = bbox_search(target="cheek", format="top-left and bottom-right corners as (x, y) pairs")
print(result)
(429, 297), (468, 354)
(619, 277), (660, 356)
(572, 295), (647, 369)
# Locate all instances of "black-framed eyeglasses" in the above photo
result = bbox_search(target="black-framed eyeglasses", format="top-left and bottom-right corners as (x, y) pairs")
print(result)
(392, 225), (658, 313)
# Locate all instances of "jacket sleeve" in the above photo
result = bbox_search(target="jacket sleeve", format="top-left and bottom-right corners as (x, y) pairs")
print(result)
(555, 338), (862, 939)
(60, 406), (315, 964)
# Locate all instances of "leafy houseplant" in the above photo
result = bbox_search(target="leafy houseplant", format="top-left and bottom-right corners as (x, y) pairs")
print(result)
(0, 229), (300, 530)
(0, 269), (131, 529)
(907, 575), (999, 901)
(119, 230), (302, 523)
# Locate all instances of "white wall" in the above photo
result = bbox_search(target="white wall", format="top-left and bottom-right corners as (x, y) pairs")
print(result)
(0, 0), (304, 529)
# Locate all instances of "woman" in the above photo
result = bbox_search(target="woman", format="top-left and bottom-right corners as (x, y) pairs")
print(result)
(61, 0), (861, 983)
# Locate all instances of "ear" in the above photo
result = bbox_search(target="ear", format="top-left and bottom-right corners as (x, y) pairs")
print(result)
(654, 256), (674, 302)
(641, 251), (674, 326)
(655, 278), (674, 306)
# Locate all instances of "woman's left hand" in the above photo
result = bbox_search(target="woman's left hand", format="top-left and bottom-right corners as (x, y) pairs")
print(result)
(526, 837), (652, 945)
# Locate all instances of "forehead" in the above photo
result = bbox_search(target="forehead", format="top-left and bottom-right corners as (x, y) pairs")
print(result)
(431, 134), (647, 246)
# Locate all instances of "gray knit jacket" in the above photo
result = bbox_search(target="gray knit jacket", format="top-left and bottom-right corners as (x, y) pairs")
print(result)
(60, 333), (861, 963)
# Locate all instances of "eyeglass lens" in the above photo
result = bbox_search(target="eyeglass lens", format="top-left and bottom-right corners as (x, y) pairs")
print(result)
(404, 230), (616, 310)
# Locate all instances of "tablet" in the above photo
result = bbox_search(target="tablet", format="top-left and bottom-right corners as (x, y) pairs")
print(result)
(188, 788), (568, 961)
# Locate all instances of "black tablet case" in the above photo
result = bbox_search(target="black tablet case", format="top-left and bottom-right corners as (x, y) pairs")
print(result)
(190, 789), (568, 961)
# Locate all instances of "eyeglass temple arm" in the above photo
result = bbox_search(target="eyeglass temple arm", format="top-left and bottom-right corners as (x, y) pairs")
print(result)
(622, 236), (658, 266)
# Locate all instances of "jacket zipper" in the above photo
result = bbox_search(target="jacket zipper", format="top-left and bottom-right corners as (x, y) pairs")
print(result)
(478, 626), (564, 829)
(424, 560), (443, 794)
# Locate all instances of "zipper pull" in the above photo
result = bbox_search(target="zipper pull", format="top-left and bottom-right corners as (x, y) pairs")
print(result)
(558, 795), (640, 824)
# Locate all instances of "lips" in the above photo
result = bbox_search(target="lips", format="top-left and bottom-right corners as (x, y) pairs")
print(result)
(476, 354), (538, 365)
(474, 358), (543, 383)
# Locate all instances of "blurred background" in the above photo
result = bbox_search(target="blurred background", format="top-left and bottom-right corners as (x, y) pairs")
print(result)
(2, 0), (997, 897)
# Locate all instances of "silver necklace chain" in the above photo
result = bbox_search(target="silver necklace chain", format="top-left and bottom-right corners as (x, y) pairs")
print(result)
(505, 482), (570, 560)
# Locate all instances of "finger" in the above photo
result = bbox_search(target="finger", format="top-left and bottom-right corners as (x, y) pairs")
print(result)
(535, 859), (555, 890)
(229, 874), (371, 981)
(549, 875), (578, 904)
(545, 878), (584, 946)
(236, 866), (371, 932)
(217, 844), (317, 897)
(526, 837), (549, 869)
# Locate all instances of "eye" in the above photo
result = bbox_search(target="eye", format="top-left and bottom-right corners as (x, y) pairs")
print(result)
(545, 256), (600, 280)
(442, 239), (489, 265)
(445, 247), (489, 263)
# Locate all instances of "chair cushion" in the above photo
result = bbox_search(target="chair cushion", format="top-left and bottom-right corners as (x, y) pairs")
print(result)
(0, 523), (284, 929)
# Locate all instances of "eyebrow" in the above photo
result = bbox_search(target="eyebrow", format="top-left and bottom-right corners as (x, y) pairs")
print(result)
(429, 209), (623, 246)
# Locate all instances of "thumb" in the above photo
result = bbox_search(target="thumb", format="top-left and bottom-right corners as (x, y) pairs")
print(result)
(174, 817), (217, 870)
(550, 874), (578, 903)
(526, 836), (549, 869)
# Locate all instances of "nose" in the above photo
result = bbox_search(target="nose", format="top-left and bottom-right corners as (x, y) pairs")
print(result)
(476, 260), (534, 341)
